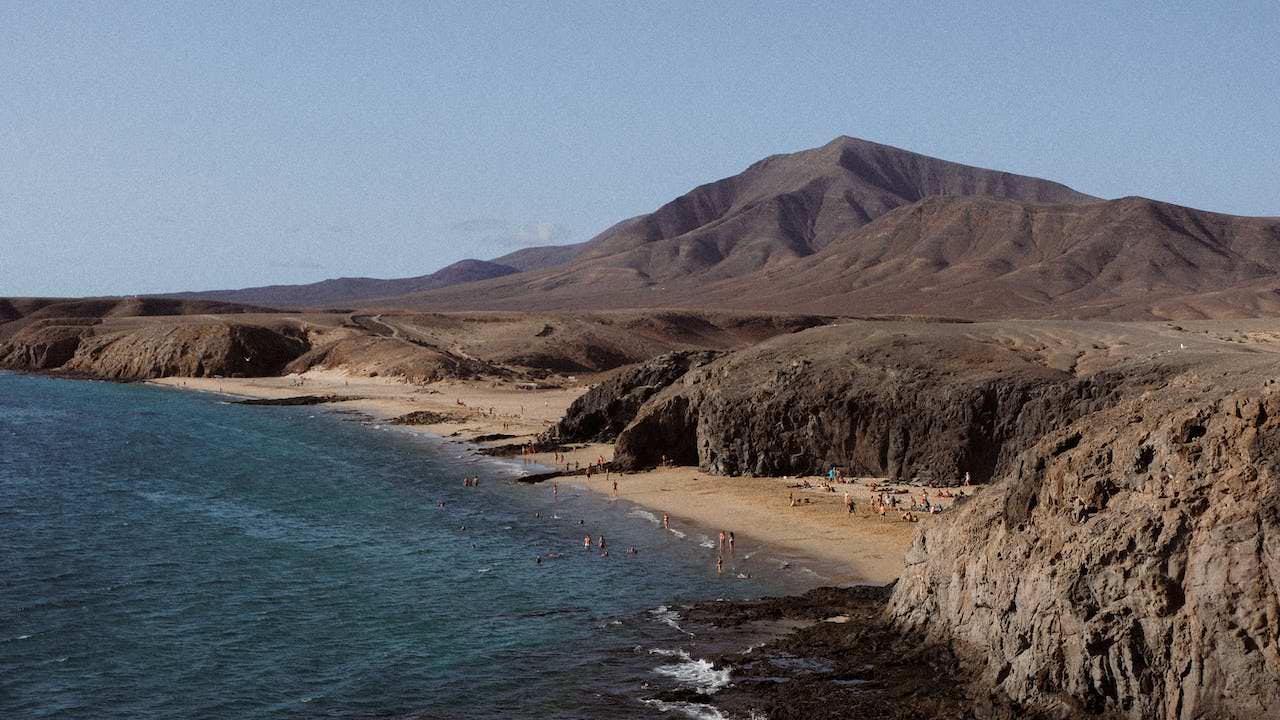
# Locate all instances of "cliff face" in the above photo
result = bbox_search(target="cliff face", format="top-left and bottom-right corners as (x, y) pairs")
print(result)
(612, 325), (1149, 482)
(0, 320), (309, 380)
(546, 350), (721, 443)
(890, 383), (1280, 719)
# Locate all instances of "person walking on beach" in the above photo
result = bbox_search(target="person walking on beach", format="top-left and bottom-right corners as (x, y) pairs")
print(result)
(612, 479), (618, 497)
(552, 482), (558, 497)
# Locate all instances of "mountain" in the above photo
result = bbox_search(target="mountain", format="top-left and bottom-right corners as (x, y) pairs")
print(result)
(698, 194), (1280, 319)
(371, 137), (1280, 320)
(171, 258), (521, 309)
(379, 135), (1100, 310)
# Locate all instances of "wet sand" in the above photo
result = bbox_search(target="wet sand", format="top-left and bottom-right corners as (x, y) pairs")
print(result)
(150, 370), (951, 585)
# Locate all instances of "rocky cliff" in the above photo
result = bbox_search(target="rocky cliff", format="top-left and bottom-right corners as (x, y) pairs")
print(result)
(612, 323), (1161, 482)
(0, 319), (309, 380)
(890, 378), (1280, 719)
(545, 350), (721, 443)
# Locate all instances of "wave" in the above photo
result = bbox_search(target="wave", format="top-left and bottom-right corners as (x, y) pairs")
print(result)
(627, 508), (660, 525)
(641, 699), (727, 720)
(649, 648), (730, 694)
(648, 606), (693, 637)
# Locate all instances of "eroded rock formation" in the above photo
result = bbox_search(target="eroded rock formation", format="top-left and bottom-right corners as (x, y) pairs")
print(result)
(546, 350), (721, 443)
(890, 381), (1280, 719)
(0, 320), (309, 380)
(612, 324), (1147, 482)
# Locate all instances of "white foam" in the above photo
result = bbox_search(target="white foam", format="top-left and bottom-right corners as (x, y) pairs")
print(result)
(627, 508), (660, 525)
(698, 536), (716, 549)
(641, 699), (727, 720)
(650, 651), (731, 695)
(667, 528), (687, 539)
(648, 606), (693, 636)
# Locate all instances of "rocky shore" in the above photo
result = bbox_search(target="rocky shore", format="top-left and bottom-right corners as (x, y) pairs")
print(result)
(7, 304), (1280, 718)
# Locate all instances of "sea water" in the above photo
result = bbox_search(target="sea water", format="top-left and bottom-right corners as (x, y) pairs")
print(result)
(0, 372), (819, 718)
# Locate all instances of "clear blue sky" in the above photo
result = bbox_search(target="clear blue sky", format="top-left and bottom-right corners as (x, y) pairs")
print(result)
(2, 1), (1277, 297)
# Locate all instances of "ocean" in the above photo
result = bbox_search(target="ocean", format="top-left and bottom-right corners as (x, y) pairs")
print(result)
(0, 372), (819, 719)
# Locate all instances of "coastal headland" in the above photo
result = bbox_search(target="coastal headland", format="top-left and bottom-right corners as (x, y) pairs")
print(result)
(7, 135), (1280, 718)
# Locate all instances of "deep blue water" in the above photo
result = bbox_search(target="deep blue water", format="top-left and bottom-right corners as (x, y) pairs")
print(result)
(0, 372), (815, 719)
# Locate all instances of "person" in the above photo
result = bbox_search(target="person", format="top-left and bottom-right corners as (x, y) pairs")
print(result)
(727, 532), (735, 553)
(626, 546), (638, 555)
(662, 512), (670, 529)
(963, 471), (971, 486)
(552, 482), (558, 497)
(601, 550), (609, 558)
(716, 555), (723, 575)
(535, 556), (542, 565)
(584, 534), (592, 549)
(612, 479), (618, 496)
(718, 530), (726, 550)
(597, 534), (606, 549)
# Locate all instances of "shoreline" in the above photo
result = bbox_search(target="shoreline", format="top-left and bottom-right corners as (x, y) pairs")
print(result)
(146, 370), (946, 587)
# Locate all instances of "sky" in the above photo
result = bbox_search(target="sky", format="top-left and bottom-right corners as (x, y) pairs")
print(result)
(2, 1), (1278, 297)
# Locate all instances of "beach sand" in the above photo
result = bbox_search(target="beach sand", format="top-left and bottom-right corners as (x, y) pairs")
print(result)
(150, 370), (956, 585)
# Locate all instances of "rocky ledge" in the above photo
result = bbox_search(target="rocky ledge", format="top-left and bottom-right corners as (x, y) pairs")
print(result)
(0, 319), (309, 380)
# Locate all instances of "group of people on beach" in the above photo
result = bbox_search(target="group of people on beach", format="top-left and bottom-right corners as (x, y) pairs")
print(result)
(786, 466), (973, 522)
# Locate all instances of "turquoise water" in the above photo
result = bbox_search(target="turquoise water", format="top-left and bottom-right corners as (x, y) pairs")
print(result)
(0, 372), (814, 718)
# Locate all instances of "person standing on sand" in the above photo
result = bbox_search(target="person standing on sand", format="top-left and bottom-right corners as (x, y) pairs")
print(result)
(612, 479), (618, 497)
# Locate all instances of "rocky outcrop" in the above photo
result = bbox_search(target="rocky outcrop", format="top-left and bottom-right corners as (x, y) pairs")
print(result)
(612, 325), (1149, 482)
(889, 382), (1280, 719)
(0, 319), (97, 370)
(284, 334), (499, 383)
(0, 320), (309, 380)
(546, 350), (721, 443)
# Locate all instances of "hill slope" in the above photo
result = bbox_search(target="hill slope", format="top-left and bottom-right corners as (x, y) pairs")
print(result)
(172, 259), (520, 309)
(700, 195), (1280, 319)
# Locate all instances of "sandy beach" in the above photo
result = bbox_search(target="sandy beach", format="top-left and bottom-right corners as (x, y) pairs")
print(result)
(150, 369), (952, 585)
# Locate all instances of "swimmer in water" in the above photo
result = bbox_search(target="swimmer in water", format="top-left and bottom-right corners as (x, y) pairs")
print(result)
(728, 531), (735, 553)
(626, 546), (638, 555)
(583, 535), (592, 549)
(716, 555), (723, 575)
(597, 534), (606, 549)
